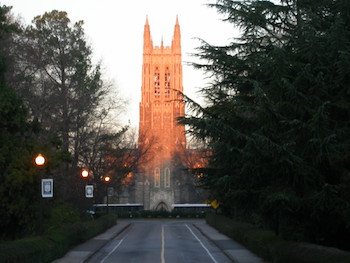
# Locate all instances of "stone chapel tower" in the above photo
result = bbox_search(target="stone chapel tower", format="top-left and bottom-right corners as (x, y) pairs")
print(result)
(136, 16), (187, 210)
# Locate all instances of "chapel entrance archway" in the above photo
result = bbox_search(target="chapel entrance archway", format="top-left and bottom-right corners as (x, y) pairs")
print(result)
(156, 202), (169, 211)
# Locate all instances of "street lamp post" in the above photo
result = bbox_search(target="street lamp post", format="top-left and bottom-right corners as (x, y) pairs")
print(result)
(81, 171), (111, 214)
(81, 169), (95, 199)
(104, 176), (111, 214)
(35, 154), (45, 166)
(35, 153), (46, 234)
(80, 169), (95, 218)
(81, 169), (89, 179)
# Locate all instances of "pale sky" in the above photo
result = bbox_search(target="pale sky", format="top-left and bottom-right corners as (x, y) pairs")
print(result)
(2, 0), (237, 127)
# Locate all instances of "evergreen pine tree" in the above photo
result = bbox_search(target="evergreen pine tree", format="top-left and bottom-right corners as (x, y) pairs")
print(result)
(181, 0), (350, 248)
(0, 5), (41, 238)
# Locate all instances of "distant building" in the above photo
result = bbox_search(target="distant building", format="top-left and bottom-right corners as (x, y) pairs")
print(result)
(116, 17), (208, 210)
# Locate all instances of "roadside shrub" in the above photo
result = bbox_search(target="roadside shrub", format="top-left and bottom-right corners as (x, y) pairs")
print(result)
(0, 214), (117, 263)
(273, 242), (350, 263)
(206, 213), (350, 263)
(45, 204), (80, 232)
(110, 210), (208, 219)
(0, 236), (55, 263)
(79, 214), (117, 241)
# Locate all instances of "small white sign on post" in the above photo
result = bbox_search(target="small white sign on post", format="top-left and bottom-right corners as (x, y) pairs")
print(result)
(108, 187), (114, 197)
(41, 179), (53, 198)
(85, 185), (94, 198)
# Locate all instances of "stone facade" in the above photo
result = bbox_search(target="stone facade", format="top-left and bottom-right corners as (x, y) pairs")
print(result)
(135, 17), (206, 210)
(115, 17), (208, 210)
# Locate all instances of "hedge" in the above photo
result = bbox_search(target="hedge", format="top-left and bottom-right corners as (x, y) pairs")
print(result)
(0, 214), (117, 263)
(206, 213), (350, 263)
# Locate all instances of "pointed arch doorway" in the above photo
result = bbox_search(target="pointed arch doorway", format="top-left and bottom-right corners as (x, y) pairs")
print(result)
(156, 202), (169, 211)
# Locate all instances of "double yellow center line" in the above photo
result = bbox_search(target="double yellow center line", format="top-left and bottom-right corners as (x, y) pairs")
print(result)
(161, 225), (165, 263)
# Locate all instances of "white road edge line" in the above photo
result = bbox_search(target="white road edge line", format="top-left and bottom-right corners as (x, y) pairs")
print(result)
(186, 224), (218, 263)
(161, 225), (165, 263)
(100, 238), (125, 263)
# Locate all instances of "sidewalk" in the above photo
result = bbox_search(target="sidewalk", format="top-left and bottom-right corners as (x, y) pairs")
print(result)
(51, 221), (131, 263)
(193, 222), (265, 263)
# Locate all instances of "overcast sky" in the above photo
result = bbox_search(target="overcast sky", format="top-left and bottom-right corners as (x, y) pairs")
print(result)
(3, 0), (237, 127)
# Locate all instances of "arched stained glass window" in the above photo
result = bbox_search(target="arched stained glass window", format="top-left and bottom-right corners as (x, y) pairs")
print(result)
(154, 167), (160, 187)
(165, 167), (170, 187)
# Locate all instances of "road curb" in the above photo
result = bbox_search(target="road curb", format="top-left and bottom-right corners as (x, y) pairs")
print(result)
(192, 223), (237, 263)
(82, 222), (132, 263)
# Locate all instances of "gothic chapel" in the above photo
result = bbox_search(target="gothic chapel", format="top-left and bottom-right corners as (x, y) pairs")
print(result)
(118, 17), (208, 210)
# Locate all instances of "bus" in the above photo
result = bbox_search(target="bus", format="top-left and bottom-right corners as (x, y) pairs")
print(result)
(93, 203), (144, 213)
(171, 203), (212, 212)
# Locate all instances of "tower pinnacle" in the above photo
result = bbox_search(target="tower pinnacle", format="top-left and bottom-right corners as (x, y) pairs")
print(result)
(172, 15), (181, 53)
(143, 15), (152, 53)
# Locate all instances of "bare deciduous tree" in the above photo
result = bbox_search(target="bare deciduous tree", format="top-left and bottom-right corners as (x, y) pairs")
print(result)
(6, 10), (127, 201)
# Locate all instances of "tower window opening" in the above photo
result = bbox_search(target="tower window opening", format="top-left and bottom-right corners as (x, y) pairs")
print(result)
(154, 67), (160, 97)
(154, 167), (160, 187)
(165, 67), (170, 98)
(165, 167), (170, 187)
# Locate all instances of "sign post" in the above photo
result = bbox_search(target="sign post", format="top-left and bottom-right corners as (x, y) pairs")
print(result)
(85, 185), (94, 198)
(41, 179), (53, 198)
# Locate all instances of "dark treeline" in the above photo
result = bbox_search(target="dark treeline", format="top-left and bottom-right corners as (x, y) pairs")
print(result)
(181, 0), (350, 250)
(0, 6), (131, 239)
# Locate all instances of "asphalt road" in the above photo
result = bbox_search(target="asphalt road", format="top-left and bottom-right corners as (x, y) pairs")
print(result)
(85, 219), (232, 263)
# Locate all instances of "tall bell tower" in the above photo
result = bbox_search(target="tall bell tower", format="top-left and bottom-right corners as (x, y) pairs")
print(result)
(137, 16), (186, 210)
